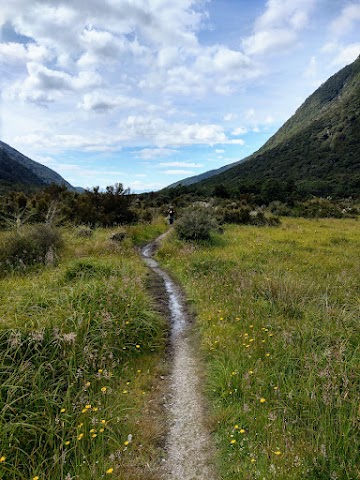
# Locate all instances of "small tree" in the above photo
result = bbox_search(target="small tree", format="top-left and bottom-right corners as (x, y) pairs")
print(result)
(175, 207), (220, 241)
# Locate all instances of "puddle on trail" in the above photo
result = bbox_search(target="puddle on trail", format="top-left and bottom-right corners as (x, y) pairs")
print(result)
(142, 244), (186, 337)
(141, 239), (217, 480)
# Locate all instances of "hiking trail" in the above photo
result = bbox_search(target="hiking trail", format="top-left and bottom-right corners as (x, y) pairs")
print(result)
(141, 233), (218, 480)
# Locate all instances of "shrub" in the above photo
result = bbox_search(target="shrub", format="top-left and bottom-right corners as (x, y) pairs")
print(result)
(219, 204), (281, 226)
(175, 207), (220, 241)
(110, 230), (126, 242)
(222, 206), (251, 224)
(0, 224), (63, 273)
(75, 226), (93, 237)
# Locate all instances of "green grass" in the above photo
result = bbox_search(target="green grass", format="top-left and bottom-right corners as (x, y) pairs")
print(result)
(157, 218), (360, 480)
(0, 220), (168, 480)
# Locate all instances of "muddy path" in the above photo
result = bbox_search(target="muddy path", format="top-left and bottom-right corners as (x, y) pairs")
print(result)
(141, 233), (218, 480)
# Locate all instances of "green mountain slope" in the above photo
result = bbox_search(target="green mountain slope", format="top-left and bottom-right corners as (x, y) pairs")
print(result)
(0, 149), (46, 193)
(0, 141), (78, 193)
(181, 55), (360, 199)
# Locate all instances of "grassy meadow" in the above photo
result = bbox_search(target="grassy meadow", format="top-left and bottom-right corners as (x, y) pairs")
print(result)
(157, 218), (360, 480)
(0, 220), (168, 480)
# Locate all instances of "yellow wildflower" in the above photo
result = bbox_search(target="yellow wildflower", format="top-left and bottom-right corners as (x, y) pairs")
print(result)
(240, 429), (246, 434)
(90, 429), (96, 433)
(124, 441), (129, 446)
(260, 397), (266, 403)
(85, 404), (91, 409)
(92, 434), (97, 438)
(65, 441), (70, 446)
(77, 433), (84, 440)
(99, 428), (105, 433)
(101, 419), (106, 424)
(136, 344), (140, 349)
(98, 369), (103, 373)
(274, 450), (281, 455)
(106, 468), (114, 474)
(101, 387), (107, 392)
(230, 439), (236, 444)
(251, 458), (256, 463)
(60, 408), (66, 413)
(0, 456), (6, 462)
(33, 477), (40, 480)
(234, 424), (239, 429)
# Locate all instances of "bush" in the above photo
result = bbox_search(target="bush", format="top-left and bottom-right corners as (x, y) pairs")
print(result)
(175, 207), (220, 241)
(0, 224), (63, 273)
(110, 230), (126, 242)
(75, 226), (93, 237)
(219, 203), (281, 226)
(293, 198), (349, 218)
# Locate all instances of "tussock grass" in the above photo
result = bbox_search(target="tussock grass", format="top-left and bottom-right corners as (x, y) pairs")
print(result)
(0, 220), (168, 480)
(158, 218), (360, 480)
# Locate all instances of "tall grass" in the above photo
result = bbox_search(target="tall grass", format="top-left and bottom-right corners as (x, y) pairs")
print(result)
(157, 218), (359, 480)
(0, 221), (168, 480)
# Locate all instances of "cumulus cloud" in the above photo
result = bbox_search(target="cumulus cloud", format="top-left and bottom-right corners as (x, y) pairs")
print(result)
(243, 0), (316, 56)
(120, 115), (229, 147)
(7, 62), (102, 104)
(0, 42), (51, 64)
(79, 92), (145, 113)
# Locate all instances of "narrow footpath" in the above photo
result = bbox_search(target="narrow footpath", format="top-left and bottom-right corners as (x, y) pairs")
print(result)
(142, 234), (218, 480)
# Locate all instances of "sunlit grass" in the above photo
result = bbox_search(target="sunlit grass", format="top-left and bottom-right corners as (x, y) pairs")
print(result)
(0, 220), (168, 480)
(158, 218), (360, 480)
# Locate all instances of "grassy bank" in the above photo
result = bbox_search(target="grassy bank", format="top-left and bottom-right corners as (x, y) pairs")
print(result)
(157, 218), (359, 480)
(0, 220), (168, 480)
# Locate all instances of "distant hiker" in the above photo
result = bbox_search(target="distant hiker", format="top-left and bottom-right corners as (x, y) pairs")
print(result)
(168, 207), (175, 225)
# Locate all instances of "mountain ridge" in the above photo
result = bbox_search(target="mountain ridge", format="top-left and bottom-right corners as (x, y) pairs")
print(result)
(0, 141), (78, 193)
(167, 55), (360, 199)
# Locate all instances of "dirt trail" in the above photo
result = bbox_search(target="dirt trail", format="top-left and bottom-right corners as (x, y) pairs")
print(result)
(142, 233), (218, 480)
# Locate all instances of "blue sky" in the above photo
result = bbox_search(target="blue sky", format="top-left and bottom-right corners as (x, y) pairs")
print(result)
(1, 0), (360, 191)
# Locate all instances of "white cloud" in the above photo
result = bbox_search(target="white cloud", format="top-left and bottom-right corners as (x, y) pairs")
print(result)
(223, 113), (238, 121)
(330, 3), (360, 37)
(215, 149), (225, 153)
(136, 148), (177, 159)
(120, 115), (229, 147)
(303, 56), (317, 78)
(243, 0), (316, 56)
(0, 42), (51, 64)
(14, 132), (120, 152)
(243, 29), (297, 56)
(331, 43), (360, 68)
(321, 41), (360, 69)
(6, 62), (102, 104)
(79, 92), (145, 113)
(232, 126), (248, 135)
